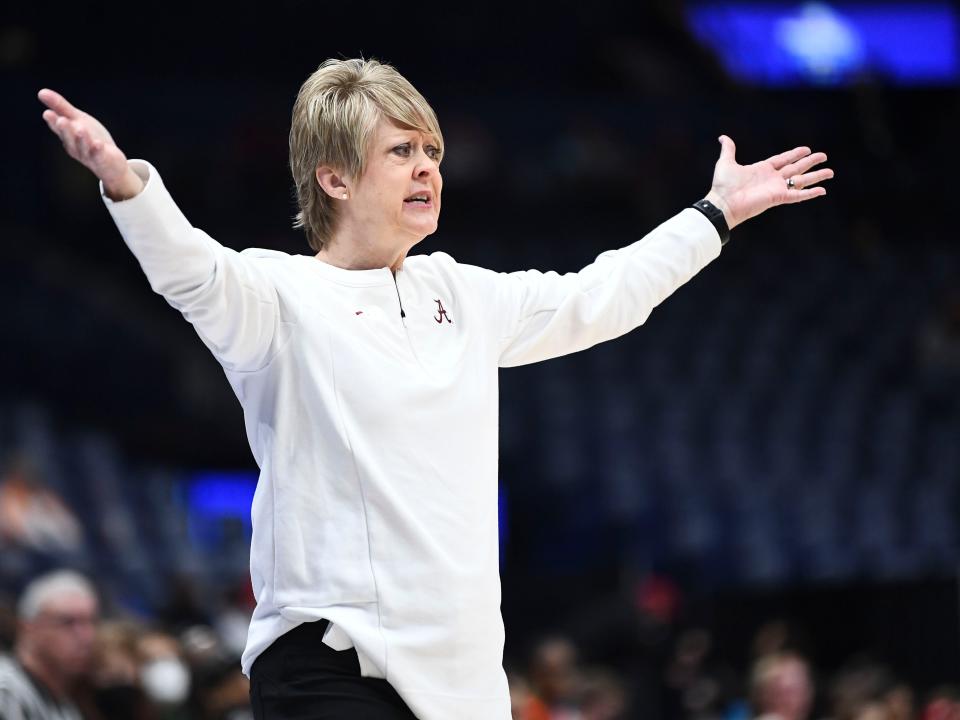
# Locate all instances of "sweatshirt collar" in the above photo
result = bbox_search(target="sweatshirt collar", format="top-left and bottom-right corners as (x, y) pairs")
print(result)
(297, 255), (399, 287)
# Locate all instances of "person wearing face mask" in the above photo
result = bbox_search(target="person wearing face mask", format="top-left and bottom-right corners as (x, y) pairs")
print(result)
(37, 58), (833, 720)
(0, 570), (98, 720)
(136, 631), (192, 718)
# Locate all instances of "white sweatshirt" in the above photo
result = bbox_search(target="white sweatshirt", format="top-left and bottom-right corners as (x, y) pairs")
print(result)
(101, 159), (722, 720)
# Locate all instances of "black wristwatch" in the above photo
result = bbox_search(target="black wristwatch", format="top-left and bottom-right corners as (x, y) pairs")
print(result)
(691, 198), (730, 246)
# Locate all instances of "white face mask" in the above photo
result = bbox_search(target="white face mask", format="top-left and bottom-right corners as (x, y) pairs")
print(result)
(140, 658), (191, 705)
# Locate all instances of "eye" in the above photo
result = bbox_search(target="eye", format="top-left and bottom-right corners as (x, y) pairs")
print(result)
(393, 144), (411, 157)
(426, 145), (443, 160)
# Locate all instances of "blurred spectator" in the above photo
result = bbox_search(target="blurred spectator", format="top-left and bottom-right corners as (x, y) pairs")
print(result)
(567, 575), (683, 718)
(663, 628), (727, 720)
(829, 659), (910, 720)
(508, 669), (547, 720)
(0, 455), (84, 558)
(579, 667), (628, 720)
(180, 624), (251, 720)
(0, 569), (98, 719)
(192, 665), (251, 720)
(159, 575), (211, 633)
(885, 682), (915, 720)
(852, 702), (889, 720)
(529, 635), (586, 720)
(87, 619), (151, 720)
(137, 630), (192, 719)
(751, 651), (814, 720)
(212, 579), (255, 661)
(922, 686), (960, 720)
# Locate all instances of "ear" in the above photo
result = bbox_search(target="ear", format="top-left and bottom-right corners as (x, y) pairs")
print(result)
(315, 166), (350, 200)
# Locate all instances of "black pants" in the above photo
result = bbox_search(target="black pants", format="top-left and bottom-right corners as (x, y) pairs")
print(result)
(249, 619), (418, 719)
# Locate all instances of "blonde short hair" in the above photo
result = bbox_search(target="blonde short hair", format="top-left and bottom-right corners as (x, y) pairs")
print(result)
(289, 58), (444, 252)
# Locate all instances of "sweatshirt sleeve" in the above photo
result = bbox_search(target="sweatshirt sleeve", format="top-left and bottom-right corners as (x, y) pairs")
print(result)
(472, 208), (722, 368)
(100, 159), (282, 373)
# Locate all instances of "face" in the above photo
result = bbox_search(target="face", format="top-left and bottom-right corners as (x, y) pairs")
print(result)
(533, 638), (580, 703)
(345, 115), (443, 249)
(762, 659), (813, 720)
(24, 592), (99, 677)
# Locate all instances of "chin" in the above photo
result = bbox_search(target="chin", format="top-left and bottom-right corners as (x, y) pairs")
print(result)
(406, 220), (439, 241)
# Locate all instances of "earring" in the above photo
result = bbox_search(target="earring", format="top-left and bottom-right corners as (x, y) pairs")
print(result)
(341, 193), (348, 199)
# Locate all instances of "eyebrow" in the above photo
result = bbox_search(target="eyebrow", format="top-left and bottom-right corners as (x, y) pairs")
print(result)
(385, 132), (440, 146)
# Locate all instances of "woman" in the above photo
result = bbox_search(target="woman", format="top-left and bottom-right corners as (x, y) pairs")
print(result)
(38, 58), (833, 719)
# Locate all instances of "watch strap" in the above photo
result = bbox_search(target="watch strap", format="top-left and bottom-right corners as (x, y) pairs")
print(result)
(691, 199), (730, 246)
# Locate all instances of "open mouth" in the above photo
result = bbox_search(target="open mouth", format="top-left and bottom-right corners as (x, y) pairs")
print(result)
(404, 192), (433, 208)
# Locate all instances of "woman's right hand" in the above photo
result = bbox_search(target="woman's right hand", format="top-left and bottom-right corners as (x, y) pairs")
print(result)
(38, 88), (144, 200)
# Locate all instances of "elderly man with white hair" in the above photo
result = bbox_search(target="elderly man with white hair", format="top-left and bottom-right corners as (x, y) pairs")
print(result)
(0, 570), (99, 720)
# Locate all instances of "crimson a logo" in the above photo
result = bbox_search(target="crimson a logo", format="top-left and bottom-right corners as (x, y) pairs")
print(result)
(434, 299), (452, 324)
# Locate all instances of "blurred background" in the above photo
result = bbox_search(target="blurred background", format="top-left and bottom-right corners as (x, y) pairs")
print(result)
(2, 1), (959, 718)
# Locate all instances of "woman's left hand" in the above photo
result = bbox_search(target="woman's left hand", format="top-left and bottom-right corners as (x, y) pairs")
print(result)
(704, 135), (834, 230)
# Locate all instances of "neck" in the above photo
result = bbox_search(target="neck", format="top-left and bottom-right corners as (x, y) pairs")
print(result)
(16, 646), (69, 698)
(318, 222), (417, 274)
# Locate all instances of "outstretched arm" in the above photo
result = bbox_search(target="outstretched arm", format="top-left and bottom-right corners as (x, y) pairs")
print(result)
(38, 89), (285, 373)
(473, 137), (833, 367)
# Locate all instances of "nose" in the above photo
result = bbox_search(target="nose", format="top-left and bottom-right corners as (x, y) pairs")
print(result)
(413, 147), (438, 178)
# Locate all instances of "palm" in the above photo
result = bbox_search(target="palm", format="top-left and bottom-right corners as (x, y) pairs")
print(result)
(38, 88), (129, 186)
(708, 136), (834, 229)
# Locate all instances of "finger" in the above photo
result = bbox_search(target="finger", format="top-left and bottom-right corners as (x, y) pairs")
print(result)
(42, 109), (64, 139)
(781, 152), (828, 178)
(767, 145), (811, 170)
(76, 128), (89, 158)
(718, 135), (736, 163)
(790, 168), (835, 189)
(37, 88), (81, 119)
(58, 117), (79, 157)
(782, 186), (827, 203)
(76, 127), (104, 160)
